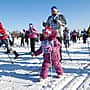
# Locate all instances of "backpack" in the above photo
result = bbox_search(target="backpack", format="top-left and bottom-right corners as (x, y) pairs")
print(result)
(59, 14), (67, 25)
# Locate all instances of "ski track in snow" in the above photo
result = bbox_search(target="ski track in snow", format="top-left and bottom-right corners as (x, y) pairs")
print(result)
(0, 38), (90, 90)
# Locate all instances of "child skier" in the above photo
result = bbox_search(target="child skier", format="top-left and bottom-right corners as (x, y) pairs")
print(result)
(31, 26), (63, 80)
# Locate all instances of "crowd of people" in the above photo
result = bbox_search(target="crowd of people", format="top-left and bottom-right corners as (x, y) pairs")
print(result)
(0, 6), (90, 81)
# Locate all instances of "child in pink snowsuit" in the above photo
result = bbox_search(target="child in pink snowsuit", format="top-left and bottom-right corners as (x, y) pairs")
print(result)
(31, 26), (63, 79)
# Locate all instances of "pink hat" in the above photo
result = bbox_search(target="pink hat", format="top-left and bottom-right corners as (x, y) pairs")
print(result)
(44, 26), (52, 35)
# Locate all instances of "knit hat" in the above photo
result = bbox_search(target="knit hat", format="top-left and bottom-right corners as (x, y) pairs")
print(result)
(51, 6), (58, 12)
(43, 26), (52, 35)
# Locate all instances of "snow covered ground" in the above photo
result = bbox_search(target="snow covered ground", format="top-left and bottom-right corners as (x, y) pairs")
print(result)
(0, 38), (90, 90)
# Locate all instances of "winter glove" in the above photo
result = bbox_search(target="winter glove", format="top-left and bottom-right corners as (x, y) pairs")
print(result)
(48, 47), (52, 52)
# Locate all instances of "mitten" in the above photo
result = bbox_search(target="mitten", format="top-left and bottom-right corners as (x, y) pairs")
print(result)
(48, 47), (52, 52)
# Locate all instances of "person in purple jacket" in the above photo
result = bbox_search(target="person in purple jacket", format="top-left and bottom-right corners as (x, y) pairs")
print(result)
(31, 26), (63, 80)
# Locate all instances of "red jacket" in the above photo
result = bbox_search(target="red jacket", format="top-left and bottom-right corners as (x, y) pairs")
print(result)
(0, 22), (8, 40)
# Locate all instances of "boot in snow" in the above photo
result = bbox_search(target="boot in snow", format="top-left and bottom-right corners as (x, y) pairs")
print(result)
(13, 50), (19, 59)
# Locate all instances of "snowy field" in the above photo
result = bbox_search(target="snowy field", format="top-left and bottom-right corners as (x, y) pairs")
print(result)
(0, 38), (90, 90)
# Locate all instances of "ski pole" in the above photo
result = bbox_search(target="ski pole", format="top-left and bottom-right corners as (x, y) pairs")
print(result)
(50, 52), (52, 82)
(7, 52), (14, 64)
(65, 47), (72, 61)
(87, 37), (90, 56)
(47, 52), (54, 90)
(2, 46), (14, 64)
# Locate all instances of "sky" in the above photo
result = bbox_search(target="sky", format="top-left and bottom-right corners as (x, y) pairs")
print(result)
(0, 0), (90, 32)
